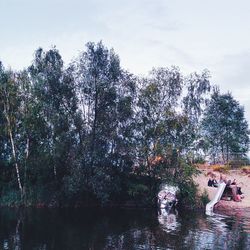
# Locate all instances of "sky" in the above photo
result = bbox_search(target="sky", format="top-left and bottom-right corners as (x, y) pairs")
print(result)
(1, 0), (250, 121)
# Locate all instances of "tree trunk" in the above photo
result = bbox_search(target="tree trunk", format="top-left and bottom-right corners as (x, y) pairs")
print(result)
(90, 78), (98, 169)
(53, 164), (57, 178)
(221, 144), (225, 164)
(24, 137), (30, 204)
(226, 144), (229, 164)
(3, 85), (23, 200)
(7, 119), (23, 197)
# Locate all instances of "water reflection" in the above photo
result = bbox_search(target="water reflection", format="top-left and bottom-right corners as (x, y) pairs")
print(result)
(158, 208), (180, 233)
(188, 211), (250, 250)
(1, 210), (22, 250)
(0, 208), (250, 249)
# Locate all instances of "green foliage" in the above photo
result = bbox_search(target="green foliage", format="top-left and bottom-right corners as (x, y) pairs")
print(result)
(228, 158), (249, 168)
(192, 156), (206, 164)
(166, 160), (200, 208)
(202, 89), (249, 163)
(0, 190), (22, 207)
(128, 183), (149, 198)
(211, 164), (230, 173)
(241, 166), (250, 174)
(125, 175), (156, 206)
(178, 180), (198, 209)
(200, 189), (210, 207)
(1, 41), (246, 209)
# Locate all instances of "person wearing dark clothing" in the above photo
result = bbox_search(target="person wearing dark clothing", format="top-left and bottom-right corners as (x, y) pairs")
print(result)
(212, 177), (218, 187)
(208, 177), (218, 187)
(208, 179), (213, 187)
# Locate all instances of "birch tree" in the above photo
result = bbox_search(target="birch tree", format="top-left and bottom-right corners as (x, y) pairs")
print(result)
(0, 63), (23, 197)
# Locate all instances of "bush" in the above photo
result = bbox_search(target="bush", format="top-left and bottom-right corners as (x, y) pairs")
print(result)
(241, 166), (250, 175)
(0, 190), (22, 206)
(211, 164), (230, 173)
(193, 156), (206, 164)
(128, 183), (149, 198)
(125, 175), (159, 207)
(178, 181), (198, 209)
(200, 189), (210, 207)
(228, 159), (248, 168)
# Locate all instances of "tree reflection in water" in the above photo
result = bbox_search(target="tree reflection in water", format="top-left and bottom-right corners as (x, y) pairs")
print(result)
(158, 208), (180, 233)
(0, 208), (250, 249)
(1, 210), (22, 250)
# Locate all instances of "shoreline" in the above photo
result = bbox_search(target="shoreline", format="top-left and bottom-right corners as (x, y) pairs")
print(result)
(194, 168), (250, 212)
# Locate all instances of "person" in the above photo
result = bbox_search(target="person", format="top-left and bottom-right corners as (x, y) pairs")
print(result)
(221, 175), (241, 202)
(231, 179), (236, 185)
(211, 176), (218, 187)
(208, 173), (218, 187)
(227, 178), (242, 202)
(208, 178), (213, 187)
(219, 173), (225, 184)
(231, 178), (244, 197)
(230, 184), (241, 202)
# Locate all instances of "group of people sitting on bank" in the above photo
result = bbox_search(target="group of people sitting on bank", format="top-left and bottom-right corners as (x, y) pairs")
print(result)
(207, 174), (219, 187)
(208, 173), (244, 202)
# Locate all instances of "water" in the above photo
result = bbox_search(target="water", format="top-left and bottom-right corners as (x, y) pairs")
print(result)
(0, 207), (250, 250)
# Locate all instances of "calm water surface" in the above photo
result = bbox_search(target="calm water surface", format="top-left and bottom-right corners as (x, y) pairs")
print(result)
(0, 207), (250, 249)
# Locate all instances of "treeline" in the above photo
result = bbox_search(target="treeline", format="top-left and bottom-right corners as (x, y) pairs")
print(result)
(0, 41), (249, 207)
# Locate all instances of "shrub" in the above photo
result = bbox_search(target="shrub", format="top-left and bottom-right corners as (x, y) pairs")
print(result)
(193, 156), (206, 164)
(211, 164), (230, 173)
(241, 166), (250, 175)
(200, 189), (210, 207)
(178, 181), (198, 209)
(0, 190), (22, 206)
(127, 181), (153, 206)
(128, 183), (149, 198)
(228, 159), (248, 168)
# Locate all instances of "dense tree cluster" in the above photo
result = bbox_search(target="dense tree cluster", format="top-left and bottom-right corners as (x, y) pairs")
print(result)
(202, 88), (249, 164)
(0, 42), (248, 207)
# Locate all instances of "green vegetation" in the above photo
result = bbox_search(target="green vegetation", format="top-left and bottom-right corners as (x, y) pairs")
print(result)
(0, 41), (249, 208)
(241, 166), (250, 175)
(202, 89), (249, 164)
(211, 164), (230, 173)
(200, 189), (210, 207)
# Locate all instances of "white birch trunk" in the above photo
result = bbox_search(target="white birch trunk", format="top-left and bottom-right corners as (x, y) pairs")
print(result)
(4, 103), (23, 196)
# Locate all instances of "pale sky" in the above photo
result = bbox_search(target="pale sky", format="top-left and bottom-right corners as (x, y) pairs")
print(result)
(1, 0), (250, 121)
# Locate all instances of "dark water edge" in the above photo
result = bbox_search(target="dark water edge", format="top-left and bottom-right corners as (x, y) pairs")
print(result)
(0, 207), (250, 250)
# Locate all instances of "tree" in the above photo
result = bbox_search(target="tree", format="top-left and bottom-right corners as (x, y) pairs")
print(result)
(70, 41), (136, 203)
(0, 41), (219, 207)
(181, 70), (211, 161)
(135, 68), (211, 174)
(135, 67), (183, 172)
(0, 63), (23, 198)
(202, 89), (249, 163)
(27, 47), (79, 204)
(134, 67), (209, 204)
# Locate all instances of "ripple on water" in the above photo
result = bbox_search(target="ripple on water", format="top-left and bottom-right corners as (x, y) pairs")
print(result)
(1, 208), (250, 249)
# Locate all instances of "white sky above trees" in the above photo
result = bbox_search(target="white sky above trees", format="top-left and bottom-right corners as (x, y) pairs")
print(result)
(1, 0), (250, 121)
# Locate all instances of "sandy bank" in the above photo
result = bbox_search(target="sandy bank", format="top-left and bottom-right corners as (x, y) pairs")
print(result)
(193, 169), (250, 211)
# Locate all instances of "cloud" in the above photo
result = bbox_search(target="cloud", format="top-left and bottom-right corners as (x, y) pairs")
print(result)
(211, 51), (250, 122)
(213, 52), (250, 88)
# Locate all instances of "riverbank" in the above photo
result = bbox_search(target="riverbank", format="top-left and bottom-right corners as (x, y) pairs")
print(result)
(194, 168), (250, 211)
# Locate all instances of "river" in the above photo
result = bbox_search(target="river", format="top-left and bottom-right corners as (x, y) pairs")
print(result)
(0, 207), (250, 249)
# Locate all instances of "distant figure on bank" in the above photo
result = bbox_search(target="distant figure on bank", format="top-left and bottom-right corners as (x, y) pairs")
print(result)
(223, 176), (242, 202)
(208, 174), (218, 187)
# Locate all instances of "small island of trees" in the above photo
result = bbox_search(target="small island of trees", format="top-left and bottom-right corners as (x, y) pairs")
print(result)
(0, 41), (249, 208)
